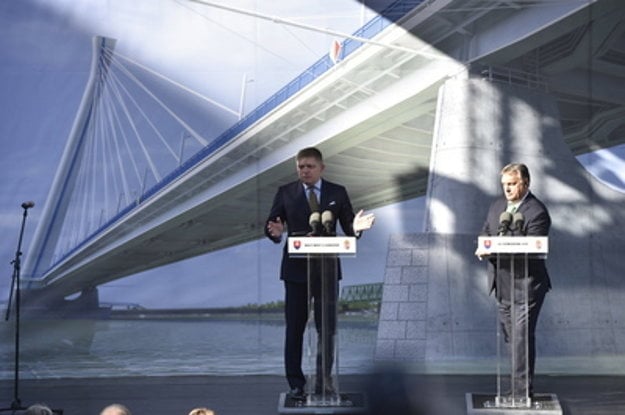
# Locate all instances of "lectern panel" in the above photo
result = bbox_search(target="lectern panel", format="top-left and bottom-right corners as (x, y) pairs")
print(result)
(477, 236), (548, 254)
(288, 236), (356, 255)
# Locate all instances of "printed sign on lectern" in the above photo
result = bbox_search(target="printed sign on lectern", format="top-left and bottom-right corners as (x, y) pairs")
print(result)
(477, 235), (548, 254)
(288, 236), (357, 255)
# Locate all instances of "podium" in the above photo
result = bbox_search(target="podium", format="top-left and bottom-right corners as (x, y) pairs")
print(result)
(278, 236), (367, 414)
(467, 236), (562, 414)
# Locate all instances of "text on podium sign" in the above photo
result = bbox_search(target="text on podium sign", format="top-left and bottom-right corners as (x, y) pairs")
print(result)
(288, 236), (357, 254)
(477, 236), (549, 254)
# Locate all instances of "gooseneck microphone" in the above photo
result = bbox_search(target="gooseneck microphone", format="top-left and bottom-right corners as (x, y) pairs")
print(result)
(309, 212), (322, 236)
(512, 211), (525, 235)
(21, 201), (35, 209)
(321, 210), (335, 236)
(498, 211), (512, 236)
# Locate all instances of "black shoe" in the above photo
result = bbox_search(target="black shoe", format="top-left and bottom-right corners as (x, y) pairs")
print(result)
(315, 386), (336, 396)
(314, 380), (336, 396)
(288, 387), (306, 401)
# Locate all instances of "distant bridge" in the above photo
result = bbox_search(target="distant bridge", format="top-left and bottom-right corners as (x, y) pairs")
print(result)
(341, 283), (383, 303)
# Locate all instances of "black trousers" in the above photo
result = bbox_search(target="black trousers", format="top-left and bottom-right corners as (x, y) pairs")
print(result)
(284, 258), (338, 390)
(497, 286), (547, 396)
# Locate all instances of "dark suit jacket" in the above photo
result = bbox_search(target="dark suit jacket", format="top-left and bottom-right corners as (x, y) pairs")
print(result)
(480, 191), (552, 301)
(265, 179), (358, 283)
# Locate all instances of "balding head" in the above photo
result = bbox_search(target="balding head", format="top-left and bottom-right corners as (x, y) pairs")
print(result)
(100, 404), (131, 415)
(25, 404), (53, 415)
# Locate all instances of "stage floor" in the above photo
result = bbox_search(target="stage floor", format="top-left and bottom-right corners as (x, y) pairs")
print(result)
(2, 374), (625, 415)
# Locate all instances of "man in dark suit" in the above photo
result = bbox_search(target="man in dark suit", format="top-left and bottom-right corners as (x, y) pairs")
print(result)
(475, 163), (551, 401)
(265, 147), (374, 400)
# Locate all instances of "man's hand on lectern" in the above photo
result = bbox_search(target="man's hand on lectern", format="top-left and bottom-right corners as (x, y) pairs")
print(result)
(474, 246), (489, 261)
(353, 209), (375, 233)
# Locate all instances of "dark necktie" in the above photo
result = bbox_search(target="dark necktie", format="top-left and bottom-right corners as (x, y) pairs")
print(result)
(307, 186), (319, 212)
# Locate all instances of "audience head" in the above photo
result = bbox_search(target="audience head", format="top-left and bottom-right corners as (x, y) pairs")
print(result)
(188, 408), (215, 415)
(24, 404), (53, 415)
(100, 404), (131, 415)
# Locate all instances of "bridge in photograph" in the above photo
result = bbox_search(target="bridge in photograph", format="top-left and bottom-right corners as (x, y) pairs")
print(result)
(20, 0), (625, 310)
(341, 283), (383, 303)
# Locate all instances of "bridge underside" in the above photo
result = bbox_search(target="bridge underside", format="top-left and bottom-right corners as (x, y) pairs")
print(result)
(25, 1), (625, 302)
(376, 76), (625, 371)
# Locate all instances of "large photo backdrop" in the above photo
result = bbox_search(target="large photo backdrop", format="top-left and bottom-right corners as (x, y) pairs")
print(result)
(1, 0), (625, 384)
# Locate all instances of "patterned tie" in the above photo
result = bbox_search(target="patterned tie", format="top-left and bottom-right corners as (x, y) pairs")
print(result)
(307, 186), (319, 212)
(507, 204), (517, 214)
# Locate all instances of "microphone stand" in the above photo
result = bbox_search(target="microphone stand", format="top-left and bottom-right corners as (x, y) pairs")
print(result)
(1, 203), (63, 414)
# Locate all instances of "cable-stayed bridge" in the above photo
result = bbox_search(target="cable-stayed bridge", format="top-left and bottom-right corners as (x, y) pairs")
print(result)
(20, 0), (625, 310)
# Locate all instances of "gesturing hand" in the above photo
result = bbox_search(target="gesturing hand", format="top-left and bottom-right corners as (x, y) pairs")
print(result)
(353, 209), (375, 233)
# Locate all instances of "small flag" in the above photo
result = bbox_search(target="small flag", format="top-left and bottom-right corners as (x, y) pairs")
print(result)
(329, 39), (342, 64)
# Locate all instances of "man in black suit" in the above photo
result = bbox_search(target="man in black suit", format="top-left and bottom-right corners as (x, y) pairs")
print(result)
(475, 163), (551, 400)
(265, 147), (374, 400)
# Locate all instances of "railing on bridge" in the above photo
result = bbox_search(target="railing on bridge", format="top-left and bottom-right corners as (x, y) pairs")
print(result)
(30, 0), (425, 280)
(340, 283), (383, 303)
(476, 64), (550, 92)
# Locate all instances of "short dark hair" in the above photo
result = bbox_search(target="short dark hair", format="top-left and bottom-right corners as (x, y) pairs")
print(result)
(501, 163), (530, 185)
(296, 147), (323, 162)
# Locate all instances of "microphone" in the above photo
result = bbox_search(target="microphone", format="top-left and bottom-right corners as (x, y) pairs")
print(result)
(309, 212), (321, 236)
(21, 201), (35, 209)
(497, 211), (512, 236)
(321, 210), (335, 236)
(512, 212), (525, 235)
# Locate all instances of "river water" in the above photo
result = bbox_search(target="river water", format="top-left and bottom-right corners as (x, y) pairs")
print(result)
(0, 316), (378, 380)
